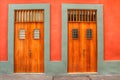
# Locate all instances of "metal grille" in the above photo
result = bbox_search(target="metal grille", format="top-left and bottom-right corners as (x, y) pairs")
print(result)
(72, 29), (78, 39)
(15, 10), (44, 22)
(68, 10), (96, 22)
(86, 29), (92, 39)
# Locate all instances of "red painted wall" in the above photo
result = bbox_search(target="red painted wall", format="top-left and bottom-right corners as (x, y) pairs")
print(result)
(0, 0), (120, 61)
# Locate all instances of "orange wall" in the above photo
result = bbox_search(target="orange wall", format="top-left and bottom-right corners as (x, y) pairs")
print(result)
(0, 0), (120, 61)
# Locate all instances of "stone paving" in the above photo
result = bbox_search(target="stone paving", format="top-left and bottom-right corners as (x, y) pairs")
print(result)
(0, 74), (120, 80)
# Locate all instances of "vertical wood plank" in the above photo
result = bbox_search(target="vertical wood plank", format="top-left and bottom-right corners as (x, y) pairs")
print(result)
(40, 22), (44, 72)
(86, 23), (90, 72)
(81, 22), (87, 72)
(68, 22), (73, 72)
(73, 23), (79, 72)
(79, 22), (82, 72)
(24, 22), (29, 72)
(89, 22), (97, 72)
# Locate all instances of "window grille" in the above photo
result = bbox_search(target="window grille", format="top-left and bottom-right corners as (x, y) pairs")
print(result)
(15, 10), (44, 22)
(68, 10), (96, 22)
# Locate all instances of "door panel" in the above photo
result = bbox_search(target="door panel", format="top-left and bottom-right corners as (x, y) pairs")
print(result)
(81, 22), (89, 72)
(68, 10), (97, 72)
(30, 22), (44, 72)
(89, 22), (97, 72)
(14, 23), (29, 72)
(68, 22), (73, 72)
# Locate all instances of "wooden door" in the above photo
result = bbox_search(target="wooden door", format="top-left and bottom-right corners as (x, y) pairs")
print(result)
(14, 10), (44, 73)
(68, 10), (97, 72)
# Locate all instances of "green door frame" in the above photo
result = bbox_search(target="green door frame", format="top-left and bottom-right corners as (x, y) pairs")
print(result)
(0, 4), (50, 74)
(62, 4), (120, 74)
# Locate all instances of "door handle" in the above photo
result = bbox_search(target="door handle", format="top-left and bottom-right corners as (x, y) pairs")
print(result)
(82, 49), (85, 57)
(29, 49), (32, 57)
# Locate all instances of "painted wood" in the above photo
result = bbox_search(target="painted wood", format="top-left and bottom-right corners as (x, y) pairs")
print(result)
(68, 22), (97, 72)
(68, 10), (97, 72)
(14, 10), (44, 73)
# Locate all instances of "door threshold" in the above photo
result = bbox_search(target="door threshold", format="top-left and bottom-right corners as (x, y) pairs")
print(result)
(68, 72), (97, 75)
(14, 73), (44, 74)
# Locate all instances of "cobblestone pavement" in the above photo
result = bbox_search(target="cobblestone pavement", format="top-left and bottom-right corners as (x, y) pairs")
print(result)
(0, 74), (120, 80)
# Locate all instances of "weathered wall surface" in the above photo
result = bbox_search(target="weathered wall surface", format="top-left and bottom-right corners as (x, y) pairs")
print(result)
(0, 0), (120, 61)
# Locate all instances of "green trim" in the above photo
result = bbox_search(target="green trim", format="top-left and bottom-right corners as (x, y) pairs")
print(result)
(0, 4), (50, 74)
(62, 4), (120, 74)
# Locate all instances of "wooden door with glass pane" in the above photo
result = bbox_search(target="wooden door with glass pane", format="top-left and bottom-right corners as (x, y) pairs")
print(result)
(68, 10), (97, 72)
(14, 10), (44, 73)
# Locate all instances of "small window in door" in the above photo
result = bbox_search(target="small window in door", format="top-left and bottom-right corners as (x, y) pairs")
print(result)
(33, 29), (40, 39)
(19, 29), (25, 39)
(72, 29), (78, 39)
(86, 29), (92, 39)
